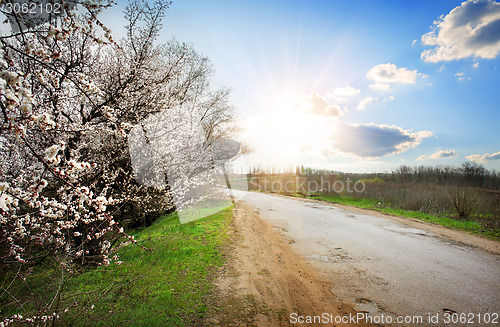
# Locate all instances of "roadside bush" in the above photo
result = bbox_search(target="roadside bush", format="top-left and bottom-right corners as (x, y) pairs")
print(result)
(449, 187), (479, 219)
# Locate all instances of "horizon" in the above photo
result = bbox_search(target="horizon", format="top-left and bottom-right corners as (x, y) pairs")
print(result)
(231, 160), (500, 175)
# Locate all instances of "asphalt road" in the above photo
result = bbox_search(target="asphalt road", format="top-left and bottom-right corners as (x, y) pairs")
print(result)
(232, 190), (500, 325)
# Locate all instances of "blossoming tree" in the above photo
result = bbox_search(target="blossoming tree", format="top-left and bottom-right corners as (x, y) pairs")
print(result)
(1, 0), (237, 324)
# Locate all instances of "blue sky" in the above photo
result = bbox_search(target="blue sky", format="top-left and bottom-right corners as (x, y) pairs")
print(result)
(105, 0), (500, 173)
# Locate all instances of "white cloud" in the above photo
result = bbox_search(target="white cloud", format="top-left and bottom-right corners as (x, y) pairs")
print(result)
(356, 96), (374, 110)
(421, 0), (500, 62)
(383, 95), (395, 102)
(417, 149), (458, 160)
(296, 92), (342, 117)
(473, 62), (479, 68)
(455, 72), (465, 80)
(320, 146), (336, 158)
(369, 83), (391, 91)
(366, 63), (421, 90)
(466, 150), (500, 163)
(454, 72), (471, 81)
(412, 39), (417, 46)
(299, 143), (314, 154)
(327, 85), (360, 100)
(327, 123), (433, 158)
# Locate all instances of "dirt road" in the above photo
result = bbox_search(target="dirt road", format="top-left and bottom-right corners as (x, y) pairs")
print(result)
(228, 190), (500, 327)
(204, 202), (374, 326)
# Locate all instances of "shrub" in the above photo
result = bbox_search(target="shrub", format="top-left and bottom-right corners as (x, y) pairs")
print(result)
(449, 187), (479, 219)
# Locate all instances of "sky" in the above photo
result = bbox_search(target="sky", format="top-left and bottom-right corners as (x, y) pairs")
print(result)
(103, 1), (499, 172)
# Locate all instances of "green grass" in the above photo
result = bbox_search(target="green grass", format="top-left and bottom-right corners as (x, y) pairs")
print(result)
(177, 199), (232, 224)
(1, 207), (233, 326)
(305, 195), (499, 240)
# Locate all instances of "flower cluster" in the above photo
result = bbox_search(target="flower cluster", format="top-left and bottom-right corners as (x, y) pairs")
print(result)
(0, 0), (132, 269)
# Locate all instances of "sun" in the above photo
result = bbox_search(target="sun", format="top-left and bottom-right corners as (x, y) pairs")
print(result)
(240, 90), (332, 165)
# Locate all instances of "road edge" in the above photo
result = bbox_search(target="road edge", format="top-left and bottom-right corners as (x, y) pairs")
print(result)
(263, 191), (500, 255)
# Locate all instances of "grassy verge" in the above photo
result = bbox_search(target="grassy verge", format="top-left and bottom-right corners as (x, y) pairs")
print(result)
(1, 207), (233, 326)
(285, 193), (499, 240)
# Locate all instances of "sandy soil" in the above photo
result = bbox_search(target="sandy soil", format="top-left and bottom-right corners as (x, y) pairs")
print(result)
(203, 202), (375, 327)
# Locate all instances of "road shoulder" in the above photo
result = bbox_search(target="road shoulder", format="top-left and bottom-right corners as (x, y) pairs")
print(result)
(203, 201), (374, 326)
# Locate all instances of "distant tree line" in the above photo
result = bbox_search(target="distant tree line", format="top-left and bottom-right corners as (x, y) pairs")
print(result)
(246, 162), (500, 191)
(374, 162), (499, 190)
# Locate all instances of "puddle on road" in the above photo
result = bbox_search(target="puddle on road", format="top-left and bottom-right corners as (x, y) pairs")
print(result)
(307, 254), (331, 262)
(305, 204), (321, 209)
(382, 224), (433, 237)
(353, 297), (397, 321)
(304, 203), (333, 210)
(355, 298), (380, 314)
(306, 251), (353, 263)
